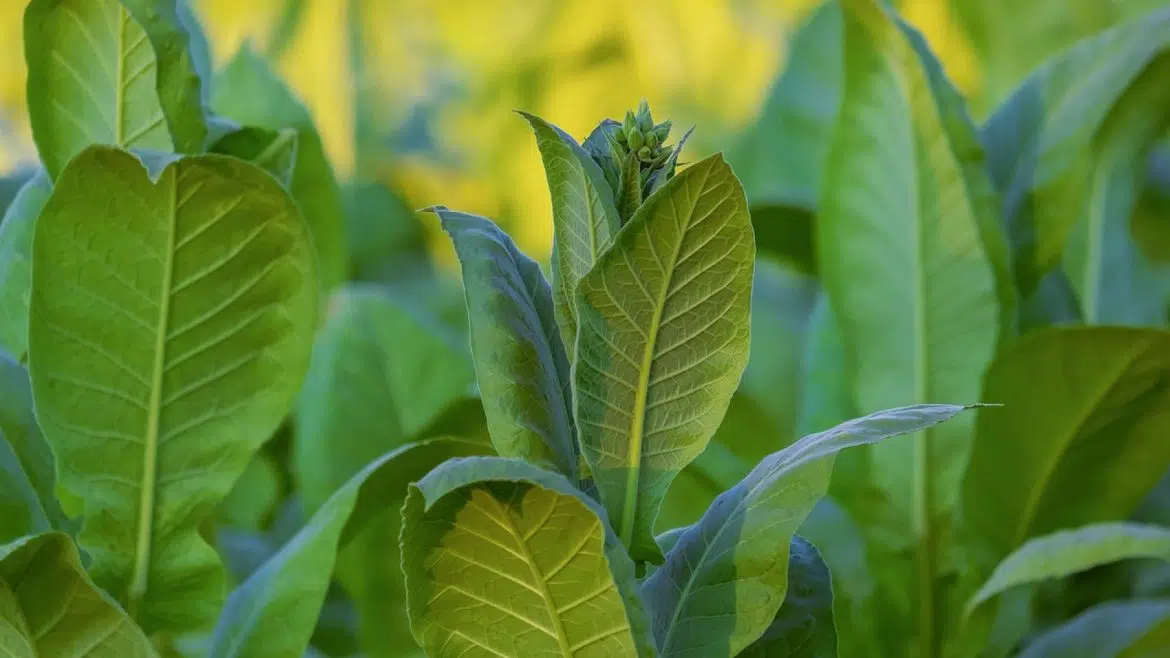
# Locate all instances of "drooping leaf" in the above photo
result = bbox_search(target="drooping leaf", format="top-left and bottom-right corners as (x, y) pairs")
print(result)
(962, 328), (1170, 568)
(209, 125), (298, 188)
(208, 438), (489, 658)
(24, 0), (208, 180)
(429, 207), (576, 476)
(401, 456), (656, 657)
(967, 522), (1170, 616)
(212, 44), (347, 292)
(981, 6), (1170, 298)
(1016, 599), (1170, 658)
(640, 403), (974, 656)
(0, 532), (156, 656)
(519, 111), (620, 354)
(575, 153), (754, 562)
(738, 536), (837, 658)
(27, 146), (317, 634)
(0, 170), (52, 361)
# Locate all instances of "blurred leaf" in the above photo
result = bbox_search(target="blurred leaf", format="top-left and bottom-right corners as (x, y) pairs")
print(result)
(0, 170), (34, 223)
(343, 181), (432, 286)
(218, 451), (283, 532)
(0, 169), (51, 361)
(0, 531), (155, 656)
(209, 125), (298, 187)
(212, 45), (347, 292)
(24, 0), (208, 179)
(1017, 600), (1170, 658)
(738, 536), (837, 658)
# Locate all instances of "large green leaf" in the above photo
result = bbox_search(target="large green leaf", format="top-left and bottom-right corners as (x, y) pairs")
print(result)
(1016, 600), (1170, 658)
(966, 522), (1170, 616)
(0, 532), (155, 656)
(520, 112), (621, 355)
(212, 45), (347, 292)
(401, 456), (655, 657)
(27, 146), (317, 634)
(430, 207), (576, 475)
(24, 0), (207, 180)
(962, 328), (1170, 567)
(738, 536), (836, 658)
(820, 1), (1014, 649)
(0, 170), (52, 361)
(981, 7), (1170, 299)
(640, 403), (974, 656)
(208, 438), (489, 658)
(574, 153), (754, 562)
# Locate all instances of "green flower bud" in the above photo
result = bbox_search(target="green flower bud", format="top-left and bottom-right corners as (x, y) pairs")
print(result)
(627, 129), (645, 151)
(652, 120), (672, 143)
(623, 111), (638, 137)
(646, 131), (660, 149)
(636, 99), (653, 132)
(638, 145), (652, 161)
(616, 129), (628, 144)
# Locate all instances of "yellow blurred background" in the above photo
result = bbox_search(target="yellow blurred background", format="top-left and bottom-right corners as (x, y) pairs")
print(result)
(0, 0), (978, 259)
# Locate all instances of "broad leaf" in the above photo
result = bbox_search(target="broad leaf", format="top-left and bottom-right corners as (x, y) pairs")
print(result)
(738, 536), (836, 658)
(641, 403), (974, 656)
(401, 456), (655, 657)
(209, 125), (298, 188)
(962, 328), (1170, 567)
(212, 45), (347, 292)
(0, 532), (155, 656)
(209, 438), (489, 658)
(1016, 600), (1170, 658)
(981, 7), (1170, 298)
(429, 207), (576, 475)
(27, 146), (317, 634)
(575, 153), (754, 562)
(519, 111), (621, 354)
(967, 522), (1170, 616)
(24, 0), (207, 179)
(0, 170), (51, 361)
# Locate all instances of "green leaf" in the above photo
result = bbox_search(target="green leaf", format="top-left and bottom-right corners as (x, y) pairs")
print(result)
(218, 451), (283, 531)
(27, 146), (318, 634)
(519, 112), (621, 355)
(981, 7), (1170, 298)
(24, 0), (208, 180)
(212, 45), (347, 292)
(208, 438), (489, 658)
(738, 536), (837, 658)
(0, 170), (52, 361)
(401, 456), (656, 657)
(575, 152), (754, 562)
(0, 531), (156, 656)
(640, 403), (974, 656)
(1016, 599), (1170, 658)
(966, 522), (1170, 616)
(618, 150), (644, 225)
(429, 207), (576, 476)
(209, 125), (298, 188)
(962, 328), (1170, 568)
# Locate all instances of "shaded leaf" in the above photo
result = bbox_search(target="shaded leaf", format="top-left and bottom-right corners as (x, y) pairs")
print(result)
(1016, 599), (1170, 658)
(738, 536), (836, 658)
(209, 125), (298, 188)
(0, 170), (52, 361)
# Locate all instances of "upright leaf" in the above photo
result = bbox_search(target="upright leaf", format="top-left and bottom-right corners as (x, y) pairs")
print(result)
(209, 438), (489, 658)
(0, 170), (51, 361)
(212, 45), (347, 292)
(519, 112), (621, 353)
(27, 146), (317, 634)
(0, 532), (155, 657)
(430, 207), (576, 476)
(641, 403), (974, 656)
(575, 153), (754, 562)
(401, 456), (656, 657)
(1016, 600), (1170, 658)
(962, 328), (1170, 568)
(738, 536), (837, 658)
(209, 125), (298, 188)
(24, 0), (207, 179)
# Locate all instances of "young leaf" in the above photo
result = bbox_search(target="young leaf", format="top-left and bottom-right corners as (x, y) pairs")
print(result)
(982, 6), (1170, 298)
(429, 207), (577, 476)
(575, 152), (754, 562)
(519, 112), (621, 354)
(0, 170), (51, 361)
(209, 125), (298, 188)
(27, 146), (317, 634)
(962, 328), (1170, 567)
(0, 532), (155, 656)
(208, 438), (489, 658)
(1016, 599), (1170, 658)
(212, 45), (347, 292)
(737, 536), (837, 658)
(640, 403), (975, 656)
(967, 522), (1170, 616)
(24, 0), (208, 180)
(401, 456), (656, 657)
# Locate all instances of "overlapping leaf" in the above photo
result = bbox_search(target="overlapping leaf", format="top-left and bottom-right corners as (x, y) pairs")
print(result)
(0, 170), (51, 361)
(1016, 600), (1170, 658)
(738, 536), (837, 658)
